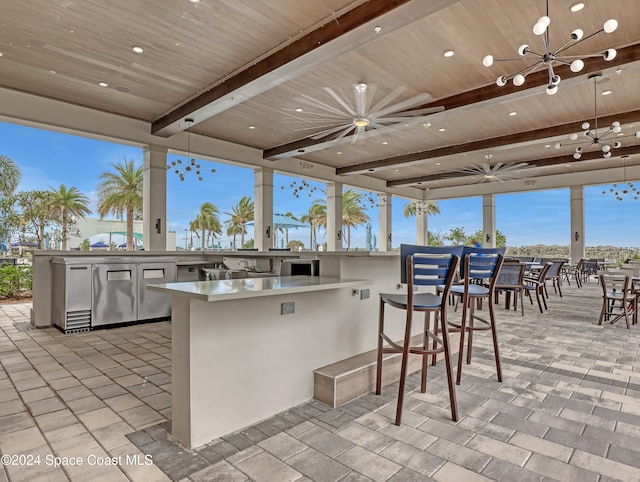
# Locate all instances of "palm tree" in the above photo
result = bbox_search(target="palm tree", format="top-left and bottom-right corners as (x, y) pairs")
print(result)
(192, 202), (222, 250)
(225, 220), (243, 250)
(403, 200), (440, 218)
(48, 184), (91, 250)
(301, 202), (326, 250)
(341, 189), (369, 249)
(0, 155), (21, 196)
(97, 158), (143, 252)
(225, 196), (254, 248)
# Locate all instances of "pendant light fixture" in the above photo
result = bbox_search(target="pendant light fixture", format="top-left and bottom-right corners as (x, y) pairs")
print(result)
(482, 0), (618, 95)
(166, 118), (216, 181)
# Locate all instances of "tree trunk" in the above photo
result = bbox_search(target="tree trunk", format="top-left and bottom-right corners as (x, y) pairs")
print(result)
(61, 207), (68, 251)
(127, 207), (134, 251)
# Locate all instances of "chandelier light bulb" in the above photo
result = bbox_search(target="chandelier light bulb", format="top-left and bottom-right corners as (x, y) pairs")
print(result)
(482, 55), (494, 67)
(513, 74), (525, 86)
(533, 16), (550, 35)
(570, 59), (584, 72)
(603, 19), (618, 33)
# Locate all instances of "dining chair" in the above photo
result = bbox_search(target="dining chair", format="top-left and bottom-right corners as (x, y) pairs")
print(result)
(542, 259), (566, 298)
(494, 261), (525, 316)
(598, 271), (636, 329)
(377, 244), (463, 425)
(447, 247), (505, 385)
(523, 262), (553, 313)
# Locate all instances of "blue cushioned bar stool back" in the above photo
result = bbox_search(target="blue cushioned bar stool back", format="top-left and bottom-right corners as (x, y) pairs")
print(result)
(377, 244), (464, 425)
(450, 247), (505, 385)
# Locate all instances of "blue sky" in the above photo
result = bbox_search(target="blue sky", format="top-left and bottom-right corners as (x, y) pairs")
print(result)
(2, 121), (638, 248)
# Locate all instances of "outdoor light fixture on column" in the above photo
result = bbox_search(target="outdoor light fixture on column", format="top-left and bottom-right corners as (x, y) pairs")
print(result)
(166, 118), (216, 181)
(482, 0), (618, 95)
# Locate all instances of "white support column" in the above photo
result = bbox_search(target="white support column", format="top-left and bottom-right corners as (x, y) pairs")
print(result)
(570, 185), (585, 264)
(327, 182), (343, 251)
(378, 194), (392, 251)
(254, 167), (273, 251)
(416, 202), (427, 245)
(143, 145), (167, 251)
(482, 194), (496, 247)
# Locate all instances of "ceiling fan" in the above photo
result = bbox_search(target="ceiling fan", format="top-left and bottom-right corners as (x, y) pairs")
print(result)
(459, 156), (532, 183)
(285, 83), (444, 144)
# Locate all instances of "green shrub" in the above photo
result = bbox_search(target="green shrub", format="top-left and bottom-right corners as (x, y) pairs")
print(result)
(0, 264), (32, 299)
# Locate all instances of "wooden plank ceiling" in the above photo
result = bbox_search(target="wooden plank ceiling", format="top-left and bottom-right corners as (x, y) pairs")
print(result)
(1, 0), (640, 193)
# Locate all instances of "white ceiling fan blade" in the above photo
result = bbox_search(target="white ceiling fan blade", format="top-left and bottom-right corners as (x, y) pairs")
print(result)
(374, 92), (434, 118)
(294, 95), (351, 117)
(350, 125), (366, 144)
(386, 106), (445, 117)
(324, 87), (356, 117)
(368, 86), (407, 114)
(310, 123), (355, 140)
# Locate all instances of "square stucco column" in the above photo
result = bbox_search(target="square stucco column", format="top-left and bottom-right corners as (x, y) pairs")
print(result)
(143, 145), (167, 251)
(570, 185), (585, 264)
(416, 201), (427, 245)
(327, 182), (343, 251)
(482, 194), (496, 247)
(254, 167), (273, 251)
(378, 194), (392, 251)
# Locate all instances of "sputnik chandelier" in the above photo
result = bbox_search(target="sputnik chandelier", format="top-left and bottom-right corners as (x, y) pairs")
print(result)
(166, 118), (216, 182)
(482, 0), (618, 95)
(554, 74), (640, 159)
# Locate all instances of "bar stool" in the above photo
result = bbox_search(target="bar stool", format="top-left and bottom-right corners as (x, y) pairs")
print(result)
(447, 248), (504, 385)
(377, 244), (464, 425)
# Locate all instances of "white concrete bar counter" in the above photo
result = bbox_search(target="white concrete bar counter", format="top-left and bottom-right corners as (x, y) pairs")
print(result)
(148, 275), (369, 448)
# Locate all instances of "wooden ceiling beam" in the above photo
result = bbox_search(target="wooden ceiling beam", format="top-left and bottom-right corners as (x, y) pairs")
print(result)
(265, 43), (640, 160)
(151, 0), (461, 137)
(336, 109), (640, 175)
(387, 145), (640, 187)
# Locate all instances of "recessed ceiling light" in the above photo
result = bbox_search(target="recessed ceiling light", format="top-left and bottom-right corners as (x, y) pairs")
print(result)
(509, 111), (517, 116)
(382, 141), (388, 145)
(132, 45), (144, 54)
(570, 2), (585, 12)
(98, 81), (109, 87)
(602, 90), (612, 95)
(439, 128), (446, 132)
(248, 125), (255, 129)
(295, 108), (303, 112)
(443, 50), (454, 58)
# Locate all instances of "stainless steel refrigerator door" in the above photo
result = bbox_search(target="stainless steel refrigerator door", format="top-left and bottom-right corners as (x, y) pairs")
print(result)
(137, 263), (177, 320)
(92, 264), (137, 326)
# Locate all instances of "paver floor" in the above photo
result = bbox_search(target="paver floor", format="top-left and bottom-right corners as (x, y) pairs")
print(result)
(2, 279), (640, 481)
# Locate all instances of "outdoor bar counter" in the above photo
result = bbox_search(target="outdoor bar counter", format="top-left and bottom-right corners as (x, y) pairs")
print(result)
(148, 275), (370, 448)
